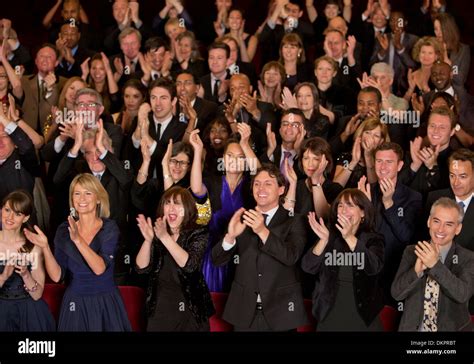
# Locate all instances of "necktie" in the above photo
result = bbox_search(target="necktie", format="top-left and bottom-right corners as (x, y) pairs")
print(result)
(130, 61), (136, 73)
(95, 173), (102, 181)
(213, 79), (220, 100)
(39, 79), (46, 100)
(262, 213), (268, 227)
(280, 151), (292, 178)
(458, 201), (465, 211)
(422, 276), (440, 331)
(155, 122), (161, 141)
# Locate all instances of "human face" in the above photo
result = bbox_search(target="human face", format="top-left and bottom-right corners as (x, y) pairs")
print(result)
(178, 37), (192, 60)
(65, 80), (85, 106)
(75, 93), (103, 124)
(419, 45), (438, 66)
(375, 149), (403, 183)
(113, 0), (129, 24)
(82, 138), (106, 173)
(285, 3), (302, 19)
(431, 63), (451, 90)
(90, 59), (106, 83)
(428, 205), (462, 246)
(123, 86), (144, 112)
(150, 86), (174, 120)
(315, 60), (336, 85)
(362, 126), (383, 148)
(279, 113), (304, 143)
(229, 75), (250, 98)
(209, 123), (229, 150)
(215, 0), (232, 11)
(163, 194), (185, 229)
(324, 4), (339, 19)
(325, 31), (344, 59)
(208, 48), (228, 76)
(62, 2), (79, 21)
(168, 152), (190, 181)
(372, 7), (387, 29)
(434, 20), (443, 41)
(228, 10), (243, 30)
(337, 196), (365, 227)
(302, 150), (323, 178)
(0, 66), (8, 91)
(165, 24), (185, 41)
(35, 47), (58, 75)
(0, 124), (14, 160)
(389, 12), (405, 34)
(147, 46), (166, 71)
(328, 17), (347, 35)
(176, 73), (198, 100)
(263, 67), (282, 88)
(430, 97), (449, 109)
(371, 71), (393, 94)
(253, 170), (284, 211)
(281, 42), (299, 63)
(72, 184), (99, 216)
(223, 40), (238, 65)
(296, 86), (314, 112)
(120, 33), (140, 60)
(223, 142), (245, 174)
(427, 114), (454, 148)
(449, 160), (474, 201)
(357, 92), (380, 118)
(1, 201), (28, 231)
(60, 24), (80, 49)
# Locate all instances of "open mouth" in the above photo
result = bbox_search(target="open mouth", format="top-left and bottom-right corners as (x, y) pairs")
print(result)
(168, 213), (177, 223)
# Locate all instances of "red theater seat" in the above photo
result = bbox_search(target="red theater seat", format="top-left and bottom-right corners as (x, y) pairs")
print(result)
(42, 283), (66, 321)
(380, 305), (400, 332)
(297, 299), (317, 332)
(209, 292), (233, 332)
(118, 286), (146, 332)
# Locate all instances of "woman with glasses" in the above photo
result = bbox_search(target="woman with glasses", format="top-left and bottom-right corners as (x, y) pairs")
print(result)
(188, 124), (259, 292)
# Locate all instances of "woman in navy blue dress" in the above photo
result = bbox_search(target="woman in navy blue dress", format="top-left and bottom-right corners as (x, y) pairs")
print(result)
(0, 190), (55, 331)
(25, 174), (131, 331)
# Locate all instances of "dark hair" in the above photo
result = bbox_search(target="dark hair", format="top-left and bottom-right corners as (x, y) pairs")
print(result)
(176, 69), (200, 85)
(123, 78), (148, 101)
(427, 91), (458, 115)
(260, 61), (286, 87)
(251, 163), (288, 202)
(149, 77), (176, 99)
(144, 36), (169, 53)
(208, 42), (230, 59)
(204, 117), (232, 147)
(374, 142), (404, 161)
(359, 86), (382, 104)
(299, 137), (333, 175)
(156, 186), (197, 233)
(448, 148), (474, 169)
(35, 43), (60, 59)
(281, 108), (306, 123)
(1, 190), (34, 253)
(172, 141), (194, 163)
(329, 189), (375, 235)
(294, 82), (320, 111)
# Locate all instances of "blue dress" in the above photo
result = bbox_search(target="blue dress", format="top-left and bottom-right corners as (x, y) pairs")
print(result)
(202, 176), (244, 292)
(0, 262), (55, 331)
(54, 218), (131, 331)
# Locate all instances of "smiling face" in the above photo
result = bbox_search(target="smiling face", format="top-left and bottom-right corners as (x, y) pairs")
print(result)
(372, 7), (388, 29)
(362, 126), (383, 147)
(178, 36), (193, 60)
(324, 4), (339, 19)
(296, 85), (314, 112)
(419, 45), (438, 66)
(375, 149), (403, 183)
(223, 142), (246, 174)
(228, 10), (243, 30)
(208, 48), (228, 76)
(90, 59), (106, 83)
(449, 159), (474, 201)
(120, 33), (141, 60)
(72, 183), (99, 216)
(427, 113), (454, 149)
(65, 80), (85, 106)
(428, 205), (462, 246)
(209, 122), (229, 151)
(1, 201), (29, 232)
(302, 149), (322, 178)
(357, 91), (380, 118)
(431, 63), (452, 90)
(163, 194), (185, 230)
(263, 67), (282, 88)
(337, 196), (365, 227)
(253, 170), (285, 211)
(168, 152), (190, 181)
(150, 86), (174, 120)
(279, 113), (304, 143)
(35, 46), (58, 76)
(147, 46), (166, 72)
(281, 42), (299, 63)
(113, 0), (129, 24)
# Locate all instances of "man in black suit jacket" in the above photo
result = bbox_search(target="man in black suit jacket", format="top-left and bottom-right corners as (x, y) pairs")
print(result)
(359, 142), (422, 305)
(126, 78), (186, 179)
(212, 164), (308, 331)
(175, 70), (217, 138)
(392, 198), (474, 331)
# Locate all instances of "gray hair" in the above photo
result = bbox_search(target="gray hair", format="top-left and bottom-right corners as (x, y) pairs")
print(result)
(430, 197), (464, 224)
(370, 62), (394, 78)
(75, 87), (103, 106)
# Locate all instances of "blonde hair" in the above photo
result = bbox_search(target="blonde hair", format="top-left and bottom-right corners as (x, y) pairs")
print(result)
(69, 173), (110, 218)
(412, 36), (443, 63)
(58, 76), (87, 110)
(354, 117), (390, 142)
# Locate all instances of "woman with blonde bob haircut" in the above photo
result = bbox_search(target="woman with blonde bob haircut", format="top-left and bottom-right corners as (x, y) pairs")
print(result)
(25, 174), (131, 331)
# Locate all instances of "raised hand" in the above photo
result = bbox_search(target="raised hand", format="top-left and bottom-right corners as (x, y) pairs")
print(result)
(80, 57), (90, 79)
(140, 138), (151, 162)
(113, 57), (124, 78)
(336, 213), (358, 242)
(153, 217), (169, 240)
(237, 122), (251, 146)
(379, 177), (395, 208)
(188, 129), (203, 152)
(350, 136), (362, 166)
(418, 144), (440, 170)
(357, 175), (372, 201)
(95, 119), (106, 154)
(308, 212), (329, 243)
(227, 207), (246, 240)
(67, 215), (82, 244)
(136, 214), (154, 242)
(279, 86), (297, 109)
(266, 123), (277, 157)
(311, 153), (328, 184)
(414, 241), (439, 269)
(242, 209), (266, 235)
(23, 225), (49, 249)
(284, 158), (298, 186)
(409, 136), (423, 171)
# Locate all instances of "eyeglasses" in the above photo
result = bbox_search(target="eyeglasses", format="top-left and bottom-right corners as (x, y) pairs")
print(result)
(281, 121), (302, 129)
(169, 159), (190, 168)
(76, 102), (100, 108)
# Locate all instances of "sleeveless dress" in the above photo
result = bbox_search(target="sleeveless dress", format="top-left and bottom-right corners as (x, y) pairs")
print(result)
(53, 218), (131, 331)
(0, 262), (55, 331)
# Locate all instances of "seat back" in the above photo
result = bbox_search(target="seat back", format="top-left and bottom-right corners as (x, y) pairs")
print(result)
(118, 286), (146, 332)
(209, 292), (233, 332)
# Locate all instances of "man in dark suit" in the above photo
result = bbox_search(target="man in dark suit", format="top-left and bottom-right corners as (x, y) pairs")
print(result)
(127, 78), (186, 179)
(175, 70), (217, 138)
(392, 197), (474, 331)
(370, 11), (418, 97)
(212, 164), (308, 331)
(359, 142), (422, 305)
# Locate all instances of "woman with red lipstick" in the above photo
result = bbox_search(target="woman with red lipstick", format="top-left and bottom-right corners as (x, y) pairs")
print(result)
(0, 190), (55, 331)
(135, 186), (214, 331)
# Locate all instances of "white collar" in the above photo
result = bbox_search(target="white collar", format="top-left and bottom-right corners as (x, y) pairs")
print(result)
(455, 193), (473, 211)
(153, 113), (173, 133)
(259, 205), (279, 225)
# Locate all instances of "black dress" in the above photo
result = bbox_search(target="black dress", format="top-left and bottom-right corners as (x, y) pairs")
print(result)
(0, 262), (55, 331)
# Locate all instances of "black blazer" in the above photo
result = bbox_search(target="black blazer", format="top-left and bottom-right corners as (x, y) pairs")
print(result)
(175, 96), (218, 135)
(301, 231), (385, 326)
(392, 243), (474, 331)
(56, 46), (95, 79)
(212, 207), (309, 330)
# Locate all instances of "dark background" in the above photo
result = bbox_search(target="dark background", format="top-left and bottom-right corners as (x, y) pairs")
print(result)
(3, 0), (474, 92)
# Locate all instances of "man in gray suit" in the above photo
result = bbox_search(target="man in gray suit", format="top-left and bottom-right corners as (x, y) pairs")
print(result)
(392, 197), (474, 331)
